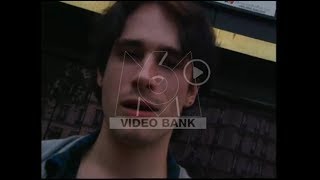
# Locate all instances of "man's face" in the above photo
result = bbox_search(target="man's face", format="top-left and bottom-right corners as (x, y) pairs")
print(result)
(97, 3), (198, 145)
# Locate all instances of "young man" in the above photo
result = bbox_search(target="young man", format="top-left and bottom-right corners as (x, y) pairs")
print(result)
(42, 1), (218, 178)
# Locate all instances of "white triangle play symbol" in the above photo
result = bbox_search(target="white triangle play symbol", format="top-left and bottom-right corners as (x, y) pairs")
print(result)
(193, 67), (203, 79)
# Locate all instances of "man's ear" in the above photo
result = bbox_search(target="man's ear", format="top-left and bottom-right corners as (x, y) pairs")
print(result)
(184, 85), (199, 108)
(97, 69), (103, 87)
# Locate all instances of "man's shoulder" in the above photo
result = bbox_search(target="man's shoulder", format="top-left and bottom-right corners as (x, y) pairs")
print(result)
(41, 135), (85, 161)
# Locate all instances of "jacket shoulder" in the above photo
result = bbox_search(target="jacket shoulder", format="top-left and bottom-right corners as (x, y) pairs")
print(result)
(41, 135), (83, 161)
(178, 165), (191, 178)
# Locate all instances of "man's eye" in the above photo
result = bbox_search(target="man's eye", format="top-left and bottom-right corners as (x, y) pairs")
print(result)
(162, 58), (183, 70)
(126, 51), (144, 60)
(162, 60), (176, 69)
(115, 50), (125, 57)
(114, 49), (142, 59)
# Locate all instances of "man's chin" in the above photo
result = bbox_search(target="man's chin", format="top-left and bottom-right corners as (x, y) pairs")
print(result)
(109, 128), (171, 148)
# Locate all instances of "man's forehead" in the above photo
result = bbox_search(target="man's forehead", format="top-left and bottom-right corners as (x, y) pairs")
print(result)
(119, 3), (181, 53)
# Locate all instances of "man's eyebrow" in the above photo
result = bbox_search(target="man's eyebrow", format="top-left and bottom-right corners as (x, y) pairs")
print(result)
(114, 39), (144, 48)
(160, 46), (182, 58)
(114, 38), (182, 56)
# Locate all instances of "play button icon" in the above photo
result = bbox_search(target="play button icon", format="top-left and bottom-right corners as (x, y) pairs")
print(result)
(193, 67), (203, 79)
(183, 59), (211, 86)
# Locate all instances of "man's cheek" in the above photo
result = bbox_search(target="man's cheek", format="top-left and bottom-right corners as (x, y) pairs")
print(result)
(179, 83), (191, 104)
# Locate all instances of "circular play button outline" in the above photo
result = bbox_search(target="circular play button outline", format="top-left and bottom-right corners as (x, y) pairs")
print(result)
(137, 66), (179, 106)
(183, 59), (211, 86)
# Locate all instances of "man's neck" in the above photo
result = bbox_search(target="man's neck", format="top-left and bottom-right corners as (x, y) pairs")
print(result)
(77, 121), (172, 178)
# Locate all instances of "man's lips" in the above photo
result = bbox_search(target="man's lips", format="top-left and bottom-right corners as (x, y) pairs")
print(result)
(120, 99), (160, 116)
(122, 107), (157, 117)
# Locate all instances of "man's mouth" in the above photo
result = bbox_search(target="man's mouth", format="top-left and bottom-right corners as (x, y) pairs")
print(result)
(120, 99), (160, 112)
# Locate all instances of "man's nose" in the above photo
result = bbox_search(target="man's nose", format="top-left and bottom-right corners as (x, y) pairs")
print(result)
(133, 54), (159, 90)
